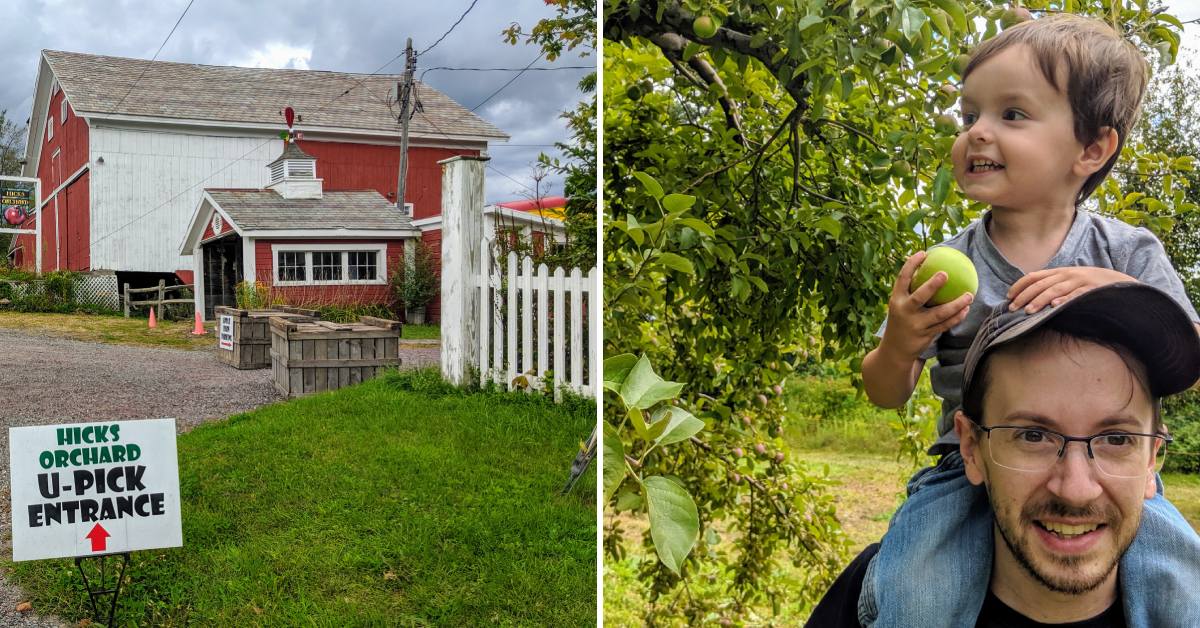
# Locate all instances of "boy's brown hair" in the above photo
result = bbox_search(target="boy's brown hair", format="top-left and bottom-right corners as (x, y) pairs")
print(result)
(963, 14), (1149, 205)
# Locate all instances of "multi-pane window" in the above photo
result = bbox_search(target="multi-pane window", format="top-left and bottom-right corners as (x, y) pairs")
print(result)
(274, 246), (386, 285)
(61, 99), (67, 124)
(348, 251), (377, 280)
(46, 116), (54, 142)
(277, 251), (306, 282)
(312, 251), (342, 281)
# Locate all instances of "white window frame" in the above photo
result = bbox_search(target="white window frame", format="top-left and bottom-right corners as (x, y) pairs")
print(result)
(61, 99), (67, 124)
(271, 243), (388, 286)
(46, 116), (54, 142)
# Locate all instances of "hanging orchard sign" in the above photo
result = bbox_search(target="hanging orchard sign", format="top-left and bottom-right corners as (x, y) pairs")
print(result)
(9, 418), (183, 561)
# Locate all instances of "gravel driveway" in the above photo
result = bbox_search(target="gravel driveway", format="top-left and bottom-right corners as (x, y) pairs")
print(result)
(0, 329), (439, 626)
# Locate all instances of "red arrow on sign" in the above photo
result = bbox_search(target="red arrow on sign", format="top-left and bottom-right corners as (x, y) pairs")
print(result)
(85, 523), (110, 552)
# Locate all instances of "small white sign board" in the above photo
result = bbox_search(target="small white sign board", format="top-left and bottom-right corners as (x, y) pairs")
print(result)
(219, 314), (233, 350)
(10, 418), (183, 561)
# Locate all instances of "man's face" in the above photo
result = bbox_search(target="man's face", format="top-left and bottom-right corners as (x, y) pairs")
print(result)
(956, 338), (1158, 595)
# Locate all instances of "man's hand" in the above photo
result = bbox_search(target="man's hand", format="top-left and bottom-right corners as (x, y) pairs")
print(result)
(879, 251), (974, 362)
(1006, 267), (1135, 314)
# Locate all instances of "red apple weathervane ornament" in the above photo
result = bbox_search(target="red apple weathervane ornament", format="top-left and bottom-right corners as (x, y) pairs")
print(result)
(279, 106), (303, 143)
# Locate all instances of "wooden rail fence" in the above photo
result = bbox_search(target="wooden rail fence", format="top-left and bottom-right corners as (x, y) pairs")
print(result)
(123, 280), (195, 318)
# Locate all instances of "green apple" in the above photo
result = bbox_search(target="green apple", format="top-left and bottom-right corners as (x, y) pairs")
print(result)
(937, 83), (959, 108)
(952, 53), (971, 76)
(909, 247), (978, 305)
(693, 15), (719, 39)
(934, 113), (960, 135)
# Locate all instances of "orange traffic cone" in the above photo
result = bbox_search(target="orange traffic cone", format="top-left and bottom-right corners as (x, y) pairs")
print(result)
(191, 311), (206, 335)
(148, 308), (157, 329)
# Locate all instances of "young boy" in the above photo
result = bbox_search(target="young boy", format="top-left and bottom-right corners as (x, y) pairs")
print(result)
(859, 14), (1200, 627)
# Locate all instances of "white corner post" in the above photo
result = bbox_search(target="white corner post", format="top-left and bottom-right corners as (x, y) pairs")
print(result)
(439, 155), (488, 386)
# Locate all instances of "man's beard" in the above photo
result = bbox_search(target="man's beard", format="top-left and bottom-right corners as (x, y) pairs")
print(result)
(991, 494), (1138, 595)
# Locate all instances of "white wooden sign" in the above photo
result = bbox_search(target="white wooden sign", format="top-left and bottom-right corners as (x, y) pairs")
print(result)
(10, 419), (183, 561)
(219, 314), (233, 350)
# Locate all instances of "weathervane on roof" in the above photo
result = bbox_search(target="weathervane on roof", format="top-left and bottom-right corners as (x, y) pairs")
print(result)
(278, 106), (304, 143)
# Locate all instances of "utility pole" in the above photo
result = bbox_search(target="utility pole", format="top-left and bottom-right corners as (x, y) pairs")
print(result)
(396, 38), (415, 214)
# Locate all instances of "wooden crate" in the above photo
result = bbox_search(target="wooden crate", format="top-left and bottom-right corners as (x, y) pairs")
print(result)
(214, 306), (320, 369)
(270, 316), (403, 398)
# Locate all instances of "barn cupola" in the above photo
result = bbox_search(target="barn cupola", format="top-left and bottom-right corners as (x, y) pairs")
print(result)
(266, 141), (323, 200)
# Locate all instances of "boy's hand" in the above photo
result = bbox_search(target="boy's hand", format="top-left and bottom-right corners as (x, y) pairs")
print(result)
(1007, 267), (1135, 313)
(879, 251), (974, 362)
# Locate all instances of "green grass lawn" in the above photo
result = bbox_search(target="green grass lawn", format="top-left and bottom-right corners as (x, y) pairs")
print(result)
(9, 369), (596, 626)
(402, 323), (440, 340)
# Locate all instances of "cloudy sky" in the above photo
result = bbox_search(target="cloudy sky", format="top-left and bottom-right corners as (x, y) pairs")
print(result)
(0, 0), (594, 204)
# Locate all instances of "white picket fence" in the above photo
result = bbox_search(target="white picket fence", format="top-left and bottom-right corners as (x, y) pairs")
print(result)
(478, 236), (599, 398)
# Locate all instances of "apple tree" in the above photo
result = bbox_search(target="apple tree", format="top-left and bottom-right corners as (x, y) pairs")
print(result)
(602, 0), (1189, 622)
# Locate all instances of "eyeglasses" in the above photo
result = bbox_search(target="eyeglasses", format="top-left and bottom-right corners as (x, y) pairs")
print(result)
(972, 425), (1171, 478)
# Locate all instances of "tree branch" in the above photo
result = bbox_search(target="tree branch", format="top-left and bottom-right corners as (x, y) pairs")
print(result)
(649, 32), (746, 147)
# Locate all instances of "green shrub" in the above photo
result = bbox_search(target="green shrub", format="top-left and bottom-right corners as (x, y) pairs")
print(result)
(391, 241), (439, 312)
(234, 281), (274, 310)
(0, 270), (117, 315)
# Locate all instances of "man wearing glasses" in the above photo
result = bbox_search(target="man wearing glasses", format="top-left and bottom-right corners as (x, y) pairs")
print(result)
(807, 282), (1200, 626)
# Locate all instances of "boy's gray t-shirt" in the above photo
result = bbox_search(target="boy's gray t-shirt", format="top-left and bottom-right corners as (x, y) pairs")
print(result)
(877, 209), (1199, 455)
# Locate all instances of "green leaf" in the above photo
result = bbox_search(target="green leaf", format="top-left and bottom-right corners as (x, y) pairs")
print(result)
(644, 476), (700, 575)
(619, 355), (686, 410)
(931, 166), (953, 208)
(682, 41), (702, 61)
(900, 6), (928, 42)
(629, 406), (651, 439)
(677, 218), (714, 236)
(656, 252), (695, 275)
(602, 422), (627, 503)
(633, 171), (664, 200)
(603, 353), (639, 393)
(662, 193), (696, 213)
(795, 14), (823, 33)
(930, 0), (967, 32)
(815, 216), (843, 239)
(1173, 156), (1195, 172)
(651, 406), (705, 446)
(614, 488), (643, 512)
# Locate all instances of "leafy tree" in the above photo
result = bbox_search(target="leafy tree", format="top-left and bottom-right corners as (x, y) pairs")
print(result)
(1119, 58), (1200, 301)
(505, 0), (598, 270)
(602, 0), (1187, 622)
(0, 110), (26, 259)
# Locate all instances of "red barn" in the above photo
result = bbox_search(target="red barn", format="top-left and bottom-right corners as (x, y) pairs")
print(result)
(12, 49), (508, 315)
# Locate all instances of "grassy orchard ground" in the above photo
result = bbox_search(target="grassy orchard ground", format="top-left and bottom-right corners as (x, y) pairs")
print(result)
(605, 374), (1200, 624)
(8, 368), (595, 626)
(0, 312), (440, 349)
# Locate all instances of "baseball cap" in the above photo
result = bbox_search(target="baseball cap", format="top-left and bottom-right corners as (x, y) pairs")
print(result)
(962, 282), (1200, 404)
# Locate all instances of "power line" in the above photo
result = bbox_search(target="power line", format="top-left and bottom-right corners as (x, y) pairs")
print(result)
(414, 108), (541, 196)
(471, 52), (546, 113)
(419, 0), (481, 57)
(488, 164), (538, 196)
(419, 65), (592, 82)
(110, 0), (195, 114)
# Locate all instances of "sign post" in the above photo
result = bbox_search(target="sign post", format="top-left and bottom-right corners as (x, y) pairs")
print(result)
(0, 175), (41, 273)
(10, 418), (183, 623)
